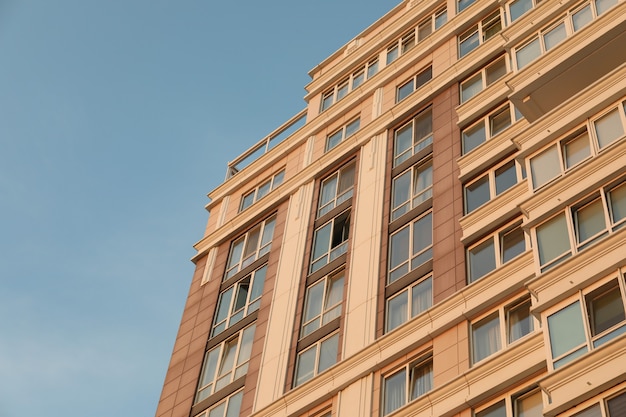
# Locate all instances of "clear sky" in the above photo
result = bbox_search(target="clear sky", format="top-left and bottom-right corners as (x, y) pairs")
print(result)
(0, 1), (397, 416)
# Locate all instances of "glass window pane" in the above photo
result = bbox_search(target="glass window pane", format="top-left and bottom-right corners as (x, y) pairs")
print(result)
(609, 182), (626, 226)
(472, 313), (501, 363)
(501, 225), (525, 263)
(392, 171), (411, 220)
(389, 226), (410, 283)
(574, 198), (606, 244)
(530, 145), (560, 189)
(458, 0), (476, 12)
(413, 161), (433, 205)
(563, 131), (591, 169)
(435, 10), (447, 29)
(465, 175), (490, 213)
(384, 370), (406, 415)
(326, 130), (343, 151)
(482, 12), (502, 42)
(337, 82), (348, 101)
(224, 391), (243, 417)
(485, 57), (507, 85)
(260, 218), (275, 250)
(312, 223), (331, 261)
(241, 192), (255, 211)
(387, 290), (409, 332)
(495, 161), (517, 195)
(516, 37), (541, 69)
(543, 22), (566, 51)
(352, 70), (364, 89)
(536, 213), (570, 267)
(387, 45), (399, 64)
(459, 30), (479, 57)
(418, 20), (432, 41)
(461, 73), (483, 103)
(586, 281), (625, 336)
(345, 118), (360, 137)
(516, 390), (543, 417)
(547, 301), (586, 359)
(367, 59), (379, 78)
(249, 266), (266, 304)
(572, 404), (601, 417)
(318, 334), (339, 373)
(572, 5), (593, 31)
(607, 391), (626, 417)
(595, 108), (624, 148)
(208, 402), (226, 417)
(414, 109), (432, 143)
(462, 122), (486, 154)
(476, 400), (506, 417)
(412, 212), (432, 256)
(509, 0), (533, 22)
(398, 80), (414, 102)
(508, 299), (533, 343)
(294, 346), (316, 386)
(468, 239), (496, 282)
(595, 0), (618, 15)
(412, 278), (432, 317)
(394, 122), (413, 165)
(321, 92), (334, 111)
(303, 281), (324, 324)
(490, 106), (512, 136)
(410, 361), (433, 399)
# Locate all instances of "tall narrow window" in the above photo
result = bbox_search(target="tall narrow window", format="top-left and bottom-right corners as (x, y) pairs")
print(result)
(585, 280), (626, 347)
(294, 333), (339, 387)
(472, 312), (501, 363)
(311, 210), (351, 273)
(547, 301), (587, 368)
(394, 108), (433, 167)
(391, 159), (433, 221)
(301, 272), (345, 337)
(318, 162), (355, 217)
(386, 275), (432, 332)
(225, 216), (276, 279)
(382, 356), (433, 415)
(388, 211), (433, 283)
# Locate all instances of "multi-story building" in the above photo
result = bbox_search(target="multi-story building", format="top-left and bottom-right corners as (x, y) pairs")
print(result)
(155, 0), (626, 416)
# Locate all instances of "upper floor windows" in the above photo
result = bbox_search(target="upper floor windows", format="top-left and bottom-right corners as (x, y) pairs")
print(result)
(471, 296), (534, 364)
(467, 220), (528, 283)
(458, 10), (503, 58)
(239, 170), (285, 212)
(464, 159), (524, 214)
(534, 179), (626, 272)
(294, 332), (339, 387)
(386, 274), (432, 332)
(310, 209), (351, 273)
(473, 387), (543, 417)
(507, 0), (542, 24)
(460, 55), (508, 104)
(320, 59), (379, 112)
(225, 215), (276, 280)
(325, 118), (360, 152)
(397, 65), (432, 103)
(194, 390), (243, 417)
(195, 324), (256, 403)
(462, 102), (523, 155)
(394, 107), (433, 167)
(318, 162), (355, 218)
(382, 354), (433, 416)
(514, 0), (619, 70)
(301, 271), (344, 337)
(529, 101), (626, 190)
(546, 271), (626, 369)
(392, 159), (433, 221)
(388, 210), (433, 284)
(212, 265), (266, 336)
(457, 0), (477, 13)
(419, 8), (448, 40)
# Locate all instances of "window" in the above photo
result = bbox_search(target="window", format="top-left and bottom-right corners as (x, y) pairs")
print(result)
(458, 0), (476, 13)
(507, 0), (541, 23)
(240, 170), (285, 212)
(391, 159), (433, 221)
(294, 333), (339, 387)
(514, 388), (543, 417)
(318, 162), (356, 218)
(534, 180), (626, 272)
(393, 107), (433, 167)
(388, 211), (433, 283)
(607, 391), (626, 416)
(464, 159), (522, 214)
(474, 388), (543, 417)
(325, 118), (360, 152)
(386, 275), (432, 332)
(471, 296), (534, 364)
(195, 324), (256, 403)
(514, 0), (619, 70)
(475, 400), (506, 417)
(212, 265), (266, 336)
(458, 10), (502, 58)
(301, 271), (344, 337)
(418, 8), (447, 41)
(310, 210), (351, 273)
(467, 222), (527, 283)
(460, 55), (508, 103)
(594, 107), (625, 149)
(397, 66), (432, 103)
(382, 355), (433, 415)
(462, 103), (522, 154)
(225, 216), (276, 279)
(194, 390), (243, 417)
(319, 58), (379, 112)
(546, 273), (626, 369)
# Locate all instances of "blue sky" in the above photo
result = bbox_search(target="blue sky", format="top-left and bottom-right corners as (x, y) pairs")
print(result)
(0, 1), (396, 416)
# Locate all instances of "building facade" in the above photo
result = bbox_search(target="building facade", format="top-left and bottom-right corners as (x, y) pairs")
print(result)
(155, 1), (626, 416)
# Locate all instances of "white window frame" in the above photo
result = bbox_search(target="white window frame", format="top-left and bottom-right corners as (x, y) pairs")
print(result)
(325, 118), (360, 152)
(301, 271), (345, 337)
(396, 65), (433, 103)
(391, 158), (433, 221)
(293, 332), (339, 387)
(224, 215), (276, 279)
(473, 386), (544, 417)
(462, 102), (522, 155)
(418, 7), (448, 41)
(310, 209), (351, 273)
(506, 0), (543, 24)
(460, 55), (508, 103)
(458, 10), (503, 58)
(393, 107), (433, 168)
(388, 210), (433, 284)
(193, 390), (243, 417)
(385, 274), (433, 333)
(212, 265), (267, 336)
(463, 158), (524, 214)
(382, 354), (433, 416)
(239, 170), (285, 212)
(195, 324), (256, 403)
(471, 295), (536, 365)
(317, 162), (356, 218)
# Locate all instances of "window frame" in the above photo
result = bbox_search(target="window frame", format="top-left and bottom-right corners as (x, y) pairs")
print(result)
(385, 273), (433, 333)
(310, 209), (351, 273)
(463, 158), (524, 215)
(224, 215), (276, 280)
(239, 170), (285, 212)
(300, 270), (345, 337)
(396, 65), (433, 103)
(293, 332), (340, 387)
(391, 157), (433, 221)
(388, 210), (433, 284)
(458, 10), (503, 58)
(393, 107), (433, 168)
(460, 55), (508, 104)
(317, 161), (356, 218)
(462, 102), (523, 155)
(193, 389), (243, 417)
(381, 353), (434, 416)
(325, 118), (360, 152)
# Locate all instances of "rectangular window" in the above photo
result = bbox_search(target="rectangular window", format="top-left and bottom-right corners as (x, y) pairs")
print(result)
(608, 181), (626, 229)
(573, 196), (608, 250)
(301, 271), (344, 337)
(475, 400), (506, 417)
(464, 159), (522, 214)
(321, 90), (334, 112)
(391, 159), (433, 221)
(607, 391), (626, 416)
(194, 390), (243, 417)
(458, 0), (476, 13)
(318, 162), (355, 218)
(325, 118), (360, 152)
(240, 170), (285, 212)
(382, 355), (433, 415)
(529, 144), (561, 189)
(195, 324), (256, 403)
(462, 103), (521, 154)
(310, 209), (351, 273)
(418, 7), (447, 41)
(514, 388), (543, 417)
(507, 0), (539, 23)
(594, 107), (625, 149)
(225, 215), (276, 279)
(460, 55), (507, 103)
(471, 296), (534, 364)
(585, 279), (626, 347)
(459, 10), (502, 58)
(386, 275), (432, 332)
(294, 333), (339, 387)
(393, 108), (433, 167)
(535, 212), (571, 272)
(396, 66), (432, 103)
(388, 211), (433, 283)
(212, 265), (267, 336)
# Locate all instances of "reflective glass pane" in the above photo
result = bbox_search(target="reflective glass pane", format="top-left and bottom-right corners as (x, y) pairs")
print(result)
(530, 145), (560, 189)
(586, 281), (625, 336)
(547, 301), (586, 359)
(461, 73), (483, 103)
(410, 361), (432, 399)
(607, 391), (626, 417)
(476, 400), (506, 417)
(563, 132), (591, 169)
(509, 0), (533, 22)
(571, 404), (601, 417)
(465, 175), (490, 213)
(352, 71), (364, 89)
(345, 118), (360, 137)
(595, 108), (624, 148)
(387, 290), (408, 332)
(367, 60), (379, 78)
(462, 123), (486, 154)
(508, 299), (533, 343)
(459, 29), (479, 57)
(418, 20), (432, 41)
(312, 223), (331, 261)
(609, 182), (626, 225)
(412, 213), (432, 256)
(490, 106), (512, 136)
(326, 130), (343, 151)
(240, 192), (255, 211)
(495, 161), (517, 195)
(397, 80), (414, 102)
(468, 239), (496, 282)
(458, 0), (476, 12)
(303, 281), (324, 323)
(435, 10), (447, 29)
(294, 346), (316, 386)
(574, 198), (606, 244)
(595, 0), (618, 15)
(394, 122), (413, 165)
(485, 57), (507, 85)
(516, 390), (542, 417)
(318, 334), (339, 373)
(516, 37), (541, 69)
(224, 392), (243, 417)
(389, 226), (410, 283)
(543, 22), (566, 51)
(412, 278), (432, 317)
(572, 5), (593, 31)
(501, 226), (525, 263)
(384, 370), (406, 415)
(536, 213), (570, 266)
(472, 313), (501, 362)
(387, 45), (399, 64)
(392, 170), (411, 218)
